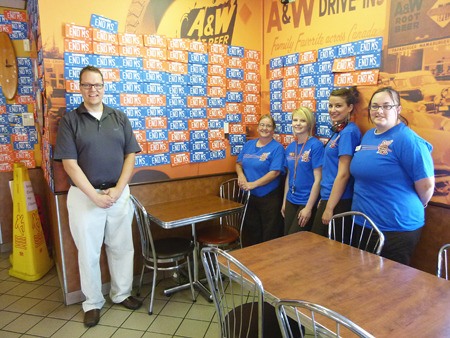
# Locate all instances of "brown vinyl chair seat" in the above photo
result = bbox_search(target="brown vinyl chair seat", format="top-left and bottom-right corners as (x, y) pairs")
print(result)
(196, 225), (240, 245)
(196, 178), (250, 250)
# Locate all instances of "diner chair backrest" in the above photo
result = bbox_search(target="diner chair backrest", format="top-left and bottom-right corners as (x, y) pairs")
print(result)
(220, 178), (250, 244)
(130, 195), (156, 262)
(328, 211), (385, 255)
(437, 243), (450, 280)
(201, 246), (284, 338)
(130, 194), (195, 315)
(275, 299), (375, 338)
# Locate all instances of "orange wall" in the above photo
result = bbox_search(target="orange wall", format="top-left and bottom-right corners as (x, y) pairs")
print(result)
(36, 0), (264, 191)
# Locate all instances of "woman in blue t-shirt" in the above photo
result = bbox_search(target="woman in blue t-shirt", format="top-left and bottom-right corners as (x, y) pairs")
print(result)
(282, 107), (324, 235)
(236, 114), (285, 246)
(311, 87), (362, 236)
(351, 87), (435, 265)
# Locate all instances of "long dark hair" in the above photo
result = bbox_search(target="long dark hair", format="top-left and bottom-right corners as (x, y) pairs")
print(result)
(368, 86), (408, 125)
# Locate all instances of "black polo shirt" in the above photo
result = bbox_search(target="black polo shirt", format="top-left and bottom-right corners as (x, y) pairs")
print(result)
(54, 103), (141, 187)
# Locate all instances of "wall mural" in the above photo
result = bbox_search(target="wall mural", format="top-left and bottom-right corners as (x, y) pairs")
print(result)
(384, 0), (450, 207)
(36, 0), (263, 192)
(263, 0), (450, 207)
(4, 0), (447, 207)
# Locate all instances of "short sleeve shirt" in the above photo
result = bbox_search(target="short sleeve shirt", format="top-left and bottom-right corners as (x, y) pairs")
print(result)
(237, 138), (285, 197)
(54, 103), (141, 186)
(350, 123), (434, 231)
(285, 137), (324, 205)
(320, 122), (361, 200)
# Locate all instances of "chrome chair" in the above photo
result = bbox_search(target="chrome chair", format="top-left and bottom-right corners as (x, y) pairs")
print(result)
(275, 299), (375, 338)
(196, 178), (250, 250)
(328, 211), (385, 255)
(130, 195), (196, 314)
(437, 243), (450, 279)
(201, 246), (287, 338)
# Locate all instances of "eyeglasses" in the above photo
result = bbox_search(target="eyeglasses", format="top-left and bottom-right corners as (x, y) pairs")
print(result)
(80, 83), (104, 90)
(258, 123), (274, 129)
(369, 104), (397, 111)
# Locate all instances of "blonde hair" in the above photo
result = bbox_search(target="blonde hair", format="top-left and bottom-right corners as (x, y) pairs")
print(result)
(292, 107), (315, 134)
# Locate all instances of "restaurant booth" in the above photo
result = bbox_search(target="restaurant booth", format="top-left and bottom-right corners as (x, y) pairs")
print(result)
(0, 0), (450, 305)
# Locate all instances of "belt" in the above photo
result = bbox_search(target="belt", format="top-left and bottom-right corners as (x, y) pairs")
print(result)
(94, 182), (116, 190)
(70, 182), (117, 190)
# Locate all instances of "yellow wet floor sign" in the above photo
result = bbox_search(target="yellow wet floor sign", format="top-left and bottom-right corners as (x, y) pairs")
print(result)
(9, 163), (54, 281)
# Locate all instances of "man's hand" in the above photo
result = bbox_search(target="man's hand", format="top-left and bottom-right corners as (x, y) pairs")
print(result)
(104, 187), (121, 202)
(93, 192), (115, 209)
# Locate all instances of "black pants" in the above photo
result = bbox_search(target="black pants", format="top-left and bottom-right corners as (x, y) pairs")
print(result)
(311, 199), (352, 237)
(284, 200), (316, 235)
(338, 223), (422, 266)
(380, 228), (423, 265)
(242, 187), (284, 247)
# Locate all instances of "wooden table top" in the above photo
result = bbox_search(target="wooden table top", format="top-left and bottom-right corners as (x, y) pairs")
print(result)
(146, 195), (244, 229)
(229, 231), (450, 337)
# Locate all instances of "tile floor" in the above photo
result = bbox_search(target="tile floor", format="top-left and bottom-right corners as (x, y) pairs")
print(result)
(0, 251), (219, 338)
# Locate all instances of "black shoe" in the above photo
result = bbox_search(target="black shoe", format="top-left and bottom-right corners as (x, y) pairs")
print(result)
(84, 309), (100, 327)
(120, 296), (142, 310)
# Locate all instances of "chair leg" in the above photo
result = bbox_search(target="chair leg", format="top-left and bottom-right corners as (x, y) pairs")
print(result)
(137, 264), (145, 296)
(187, 256), (196, 302)
(148, 269), (157, 315)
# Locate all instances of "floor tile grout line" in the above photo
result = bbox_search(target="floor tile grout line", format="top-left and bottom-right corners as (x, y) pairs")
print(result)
(2, 296), (216, 338)
(1, 253), (218, 338)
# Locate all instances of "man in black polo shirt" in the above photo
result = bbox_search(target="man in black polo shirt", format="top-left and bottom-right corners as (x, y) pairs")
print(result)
(54, 65), (142, 327)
